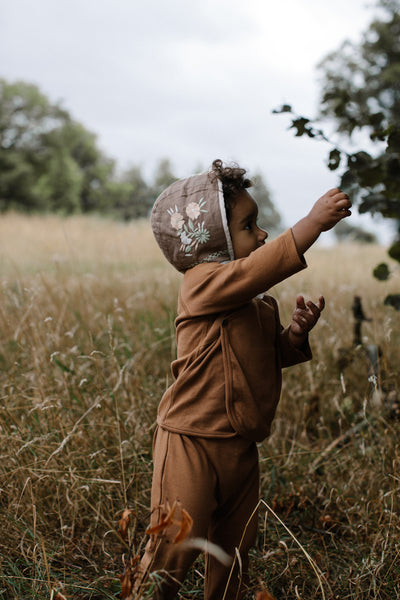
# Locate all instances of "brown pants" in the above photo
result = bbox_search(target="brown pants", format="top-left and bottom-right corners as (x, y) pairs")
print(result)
(138, 427), (259, 600)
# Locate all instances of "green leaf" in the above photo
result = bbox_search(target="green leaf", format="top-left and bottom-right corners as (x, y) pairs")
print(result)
(347, 151), (373, 170)
(373, 262), (390, 281)
(368, 112), (385, 130)
(327, 149), (341, 171)
(388, 240), (400, 263)
(340, 170), (358, 190)
(358, 164), (385, 187)
(290, 117), (310, 137)
(272, 104), (292, 114)
(384, 294), (400, 311)
(358, 192), (387, 214)
(387, 128), (400, 152)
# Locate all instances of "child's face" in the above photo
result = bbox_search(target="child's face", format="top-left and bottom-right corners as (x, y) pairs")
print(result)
(228, 191), (268, 259)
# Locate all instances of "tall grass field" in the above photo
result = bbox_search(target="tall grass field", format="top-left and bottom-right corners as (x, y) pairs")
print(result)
(0, 213), (399, 599)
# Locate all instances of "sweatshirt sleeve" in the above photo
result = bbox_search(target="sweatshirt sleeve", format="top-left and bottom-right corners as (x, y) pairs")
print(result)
(279, 327), (312, 367)
(180, 228), (306, 315)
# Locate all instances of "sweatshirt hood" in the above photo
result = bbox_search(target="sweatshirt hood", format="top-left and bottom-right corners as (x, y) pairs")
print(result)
(150, 171), (235, 273)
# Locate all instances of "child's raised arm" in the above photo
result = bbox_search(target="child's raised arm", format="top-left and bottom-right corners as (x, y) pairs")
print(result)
(292, 188), (351, 256)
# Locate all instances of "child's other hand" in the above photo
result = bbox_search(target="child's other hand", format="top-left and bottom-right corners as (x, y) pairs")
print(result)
(289, 295), (325, 347)
(310, 188), (352, 232)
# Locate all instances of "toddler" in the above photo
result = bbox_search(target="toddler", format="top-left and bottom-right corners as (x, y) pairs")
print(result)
(138, 159), (351, 599)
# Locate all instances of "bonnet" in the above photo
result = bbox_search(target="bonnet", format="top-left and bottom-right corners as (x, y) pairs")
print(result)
(150, 171), (235, 273)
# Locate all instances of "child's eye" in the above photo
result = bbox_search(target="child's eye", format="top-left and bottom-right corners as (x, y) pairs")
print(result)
(244, 222), (253, 231)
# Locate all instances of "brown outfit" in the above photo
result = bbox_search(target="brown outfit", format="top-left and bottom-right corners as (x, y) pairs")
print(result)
(158, 229), (311, 442)
(140, 429), (260, 599)
(139, 227), (312, 599)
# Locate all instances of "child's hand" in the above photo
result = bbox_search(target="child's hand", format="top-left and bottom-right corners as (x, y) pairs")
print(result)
(288, 295), (325, 347)
(292, 188), (351, 255)
(309, 188), (352, 232)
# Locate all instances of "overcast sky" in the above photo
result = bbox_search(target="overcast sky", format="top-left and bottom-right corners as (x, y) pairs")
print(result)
(0, 0), (392, 240)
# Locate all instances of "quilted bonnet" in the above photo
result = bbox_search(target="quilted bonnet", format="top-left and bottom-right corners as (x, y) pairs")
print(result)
(150, 171), (235, 273)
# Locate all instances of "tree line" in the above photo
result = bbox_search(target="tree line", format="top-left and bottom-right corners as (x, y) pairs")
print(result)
(0, 78), (178, 220)
(0, 79), (283, 234)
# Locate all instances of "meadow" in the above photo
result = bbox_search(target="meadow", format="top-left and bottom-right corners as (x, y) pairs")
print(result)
(0, 213), (399, 600)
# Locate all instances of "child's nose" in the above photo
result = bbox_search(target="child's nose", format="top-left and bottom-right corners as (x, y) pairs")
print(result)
(258, 227), (268, 242)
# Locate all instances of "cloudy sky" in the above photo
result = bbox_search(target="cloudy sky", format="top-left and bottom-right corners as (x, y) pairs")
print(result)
(1, 0), (391, 239)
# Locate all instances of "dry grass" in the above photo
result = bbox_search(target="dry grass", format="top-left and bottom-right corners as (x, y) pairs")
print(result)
(0, 213), (399, 599)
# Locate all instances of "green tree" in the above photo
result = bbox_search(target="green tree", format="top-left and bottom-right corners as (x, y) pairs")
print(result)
(32, 149), (83, 213)
(39, 121), (115, 213)
(251, 172), (283, 236)
(333, 220), (377, 244)
(111, 159), (178, 221)
(273, 0), (400, 307)
(0, 79), (68, 152)
(316, 0), (400, 224)
(115, 165), (153, 220)
(0, 79), (68, 210)
(318, 0), (400, 137)
(151, 158), (178, 200)
(0, 79), (116, 214)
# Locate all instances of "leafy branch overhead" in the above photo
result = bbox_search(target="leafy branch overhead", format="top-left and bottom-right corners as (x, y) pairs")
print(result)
(273, 104), (400, 219)
(273, 0), (400, 308)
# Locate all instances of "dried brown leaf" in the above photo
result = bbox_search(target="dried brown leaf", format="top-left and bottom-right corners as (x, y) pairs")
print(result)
(119, 565), (133, 599)
(173, 508), (193, 544)
(118, 508), (136, 540)
(146, 500), (177, 536)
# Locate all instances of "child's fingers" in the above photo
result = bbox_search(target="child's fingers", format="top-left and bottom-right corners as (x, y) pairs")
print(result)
(330, 189), (350, 202)
(317, 296), (325, 312)
(336, 198), (351, 211)
(306, 296), (325, 315)
(296, 295), (307, 310)
(305, 302), (320, 320)
(333, 193), (352, 216)
(304, 302), (317, 314)
(294, 296), (324, 333)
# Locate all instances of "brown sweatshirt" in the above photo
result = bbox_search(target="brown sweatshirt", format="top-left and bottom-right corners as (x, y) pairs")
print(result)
(156, 228), (312, 442)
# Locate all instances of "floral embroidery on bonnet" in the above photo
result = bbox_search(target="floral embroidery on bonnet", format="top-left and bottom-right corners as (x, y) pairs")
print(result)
(167, 198), (210, 256)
